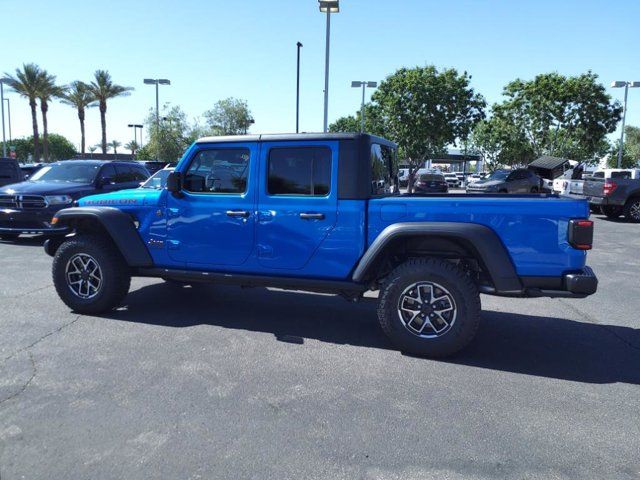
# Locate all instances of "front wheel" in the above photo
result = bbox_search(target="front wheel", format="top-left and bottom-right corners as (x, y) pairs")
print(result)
(377, 258), (481, 357)
(623, 198), (640, 223)
(52, 234), (131, 314)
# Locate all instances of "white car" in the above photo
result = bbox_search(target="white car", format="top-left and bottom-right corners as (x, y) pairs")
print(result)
(443, 173), (460, 188)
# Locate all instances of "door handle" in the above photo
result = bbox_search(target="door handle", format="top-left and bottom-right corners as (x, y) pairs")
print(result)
(226, 210), (250, 218)
(299, 212), (325, 220)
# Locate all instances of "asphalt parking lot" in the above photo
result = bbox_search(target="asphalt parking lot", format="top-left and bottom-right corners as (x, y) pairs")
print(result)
(1, 215), (639, 479)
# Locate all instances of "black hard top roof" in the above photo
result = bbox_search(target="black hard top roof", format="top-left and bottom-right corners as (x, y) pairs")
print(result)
(528, 155), (571, 170)
(195, 132), (397, 148)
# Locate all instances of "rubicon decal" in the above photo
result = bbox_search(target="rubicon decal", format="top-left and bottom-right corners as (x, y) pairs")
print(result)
(83, 199), (140, 206)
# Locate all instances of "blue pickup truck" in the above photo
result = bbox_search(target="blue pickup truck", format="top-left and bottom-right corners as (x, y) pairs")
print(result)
(44, 133), (597, 357)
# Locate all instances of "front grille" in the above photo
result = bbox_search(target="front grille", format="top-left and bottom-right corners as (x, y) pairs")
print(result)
(0, 194), (47, 209)
(19, 195), (47, 209)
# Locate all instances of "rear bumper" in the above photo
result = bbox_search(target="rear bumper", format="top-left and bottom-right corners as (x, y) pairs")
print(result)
(481, 267), (598, 299)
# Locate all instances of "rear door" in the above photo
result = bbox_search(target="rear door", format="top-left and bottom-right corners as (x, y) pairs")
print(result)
(256, 141), (338, 270)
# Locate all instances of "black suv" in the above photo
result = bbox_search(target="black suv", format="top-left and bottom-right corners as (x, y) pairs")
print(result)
(0, 157), (24, 187)
(466, 168), (542, 194)
(0, 160), (149, 240)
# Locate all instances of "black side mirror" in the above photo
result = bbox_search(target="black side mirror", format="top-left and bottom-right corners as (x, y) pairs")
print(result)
(166, 171), (183, 196)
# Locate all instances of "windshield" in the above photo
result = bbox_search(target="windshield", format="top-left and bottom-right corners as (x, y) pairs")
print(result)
(141, 169), (173, 189)
(486, 170), (509, 180)
(29, 163), (100, 183)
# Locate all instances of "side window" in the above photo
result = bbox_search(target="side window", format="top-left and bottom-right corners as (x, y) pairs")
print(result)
(267, 147), (331, 196)
(184, 148), (250, 194)
(371, 143), (397, 195)
(611, 171), (631, 179)
(114, 165), (135, 183)
(592, 171), (604, 178)
(98, 164), (117, 184)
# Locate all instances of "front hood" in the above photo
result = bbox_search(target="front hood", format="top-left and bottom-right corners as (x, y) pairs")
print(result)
(470, 180), (502, 188)
(79, 188), (163, 207)
(0, 181), (91, 195)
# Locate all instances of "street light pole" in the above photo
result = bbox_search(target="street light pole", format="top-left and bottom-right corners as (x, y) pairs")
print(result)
(351, 81), (377, 132)
(0, 81), (6, 157)
(319, 1), (339, 133)
(143, 79), (171, 129)
(4, 98), (11, 144)
(612, 80), (640, 168)
(296, 41), (303, 133)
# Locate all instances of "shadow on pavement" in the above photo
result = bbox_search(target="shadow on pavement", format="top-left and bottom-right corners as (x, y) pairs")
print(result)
(105, 282), (640, 385)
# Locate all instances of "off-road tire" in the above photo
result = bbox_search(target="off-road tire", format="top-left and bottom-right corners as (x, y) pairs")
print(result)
(602, 205), (622, 219)
(377, 258), (481, 357)
(52, 234), (131, 314)
(623, 198), (640, 223)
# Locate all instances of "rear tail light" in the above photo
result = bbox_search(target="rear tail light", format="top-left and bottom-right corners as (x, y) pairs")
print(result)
(603, 180), (617, 196)
(568, 219), (593, 250)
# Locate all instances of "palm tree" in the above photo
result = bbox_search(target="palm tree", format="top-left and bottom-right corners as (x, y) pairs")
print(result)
(3, 63), (44, 160)
(124, 140), (139, 156)
(37, 70), (64, 162)
(59, 81), (95, 155)
(88, 145), (97, 158)
(87, 70), (133, 154)
(109, 140), (122, 156)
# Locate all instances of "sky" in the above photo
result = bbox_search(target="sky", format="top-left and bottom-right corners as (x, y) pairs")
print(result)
(1, 0), (639, 154)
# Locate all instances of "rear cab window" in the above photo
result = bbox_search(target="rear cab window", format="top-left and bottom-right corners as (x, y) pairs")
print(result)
(267, 147), (331, 196)
(370, 143), (398, 196)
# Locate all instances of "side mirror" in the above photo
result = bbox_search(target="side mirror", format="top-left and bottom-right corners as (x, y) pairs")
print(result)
(166, 171), (183, 195)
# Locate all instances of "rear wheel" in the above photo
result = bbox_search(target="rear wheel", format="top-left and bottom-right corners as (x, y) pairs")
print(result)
(377, 258), (481, 357)
(52, 234), (131, 314)
(602, 205), (622, 219)
(0, 234), (19, 241)
(623, 198), (640, 223)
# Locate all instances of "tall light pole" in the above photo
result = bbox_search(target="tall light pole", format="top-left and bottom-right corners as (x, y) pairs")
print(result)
(3, 98), (11, 144)
(351, 81), (377, 132)
(296, 41), (303, 133)
(128, 123), (143, 148)
(0, 79), (6, 157)
(143, 78), (171, 128)
(319, 0), (339, 133)
(611, 80), (640, 168)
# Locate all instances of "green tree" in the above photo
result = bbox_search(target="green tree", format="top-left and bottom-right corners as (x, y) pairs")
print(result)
(373, 65), (486, 191)
(59, 81), (96, 155)
(138, 105), (197, 162)
(124, 140), (139, 157)
(470, 116), (534, 170)
(87, 70), (133, 154)
(607, 126), (640, 168)
(37, 69), (64, 162)
(494, 72), (622, 164)
(329, 103), (385, 136)
(3, 63), (44, 160)
(6, 134), (76, 162)
(109, 139), (122, 156)
(204, 97), (253, 135)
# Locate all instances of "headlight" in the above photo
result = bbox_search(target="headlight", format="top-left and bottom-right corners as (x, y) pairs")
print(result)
(45, 195), (74, 205)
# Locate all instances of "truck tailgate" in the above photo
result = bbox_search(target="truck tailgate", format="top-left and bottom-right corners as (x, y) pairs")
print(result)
(583, 178), (604, 198)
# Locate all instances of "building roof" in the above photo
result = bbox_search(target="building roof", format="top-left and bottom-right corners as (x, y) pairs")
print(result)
(528, 155), (571, 170)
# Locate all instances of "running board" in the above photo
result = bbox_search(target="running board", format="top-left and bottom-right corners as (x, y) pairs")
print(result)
(137, 268), (368, 295)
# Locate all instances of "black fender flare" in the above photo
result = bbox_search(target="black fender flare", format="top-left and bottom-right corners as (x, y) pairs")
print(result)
(351, 222), (523, 293)
(48, 207), (153, 267)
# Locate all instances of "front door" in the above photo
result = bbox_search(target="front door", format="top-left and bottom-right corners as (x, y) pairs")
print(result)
(256, 142), (338, 270)
(166, 143), (257, 267)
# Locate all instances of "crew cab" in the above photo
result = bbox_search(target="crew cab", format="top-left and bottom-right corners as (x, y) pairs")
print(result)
(44, 134), (597, 357)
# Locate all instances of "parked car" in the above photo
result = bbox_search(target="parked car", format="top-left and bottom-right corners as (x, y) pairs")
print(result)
(20, 163), (45, 180)
(44, 133), (596, 358)
(137, 161), (170, 175)
(0, 157), (24, 187)
(466, 169), (542, 194)
(443, 173), (460, 188)
(0, 160), (149, 240)
(413, 173), (448, 193)
(466, 174), (482, 184)
(583, 176), (640, 222)
(140, 167), (174, 190)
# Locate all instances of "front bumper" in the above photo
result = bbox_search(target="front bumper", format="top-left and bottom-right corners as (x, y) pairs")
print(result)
(0, 207), (69, 235)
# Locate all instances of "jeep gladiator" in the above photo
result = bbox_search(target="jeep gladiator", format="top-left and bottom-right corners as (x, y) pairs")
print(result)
(44, 133), (598, 357)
